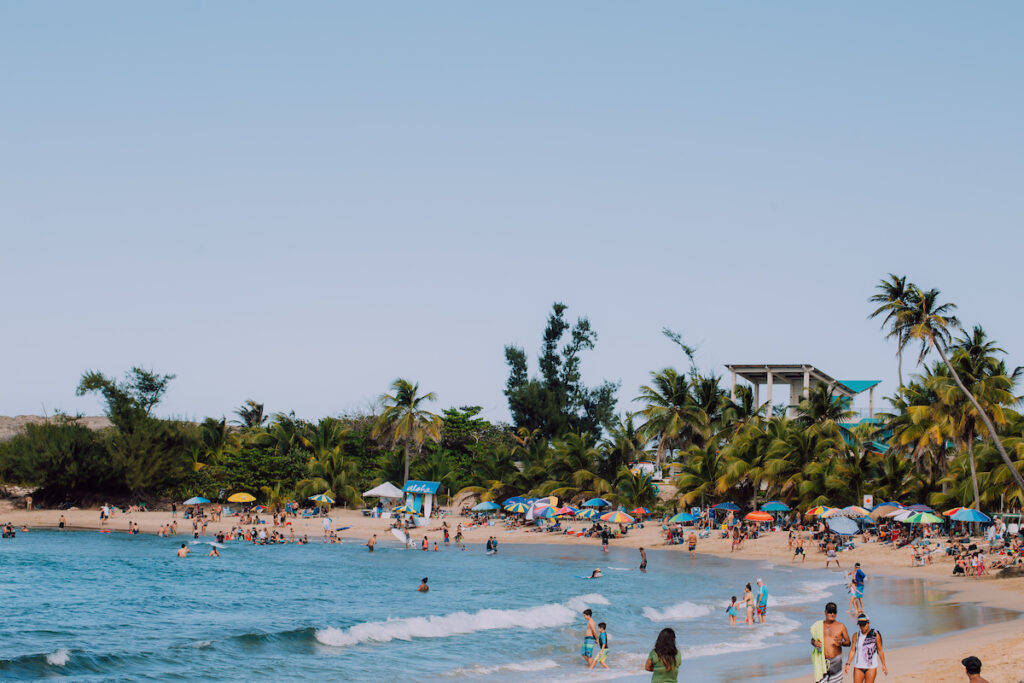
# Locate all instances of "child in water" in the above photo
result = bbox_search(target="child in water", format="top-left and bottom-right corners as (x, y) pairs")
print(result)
(726, 596), (738, 626)
(589, 622), (609, 669)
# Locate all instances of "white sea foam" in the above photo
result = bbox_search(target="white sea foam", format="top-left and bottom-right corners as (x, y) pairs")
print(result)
(769, 578), (845, 607)
(683, 614), (801, 659)
(444, 658), (559, 676)
(642, 601), (713, 621)
(45, 649), (70, 666)
(315, 594), (609, 648)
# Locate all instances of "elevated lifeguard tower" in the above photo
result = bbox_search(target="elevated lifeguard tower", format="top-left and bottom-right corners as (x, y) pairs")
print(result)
(725, 364), (880, 419)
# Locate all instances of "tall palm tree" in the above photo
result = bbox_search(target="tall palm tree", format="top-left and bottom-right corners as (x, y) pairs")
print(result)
(295, 450), (363, 508)
(634, 368), (699, 466)
(372, 379), (443, 484)
(897, 286), (1024, 496)
(673, 444), (728, 508)
(233, 400), (268, 429)
(869, 274), (915, 388)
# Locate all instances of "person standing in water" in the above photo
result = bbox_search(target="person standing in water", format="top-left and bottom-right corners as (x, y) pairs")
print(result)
(756, 578), (768, 624)
(644, 627), (681, 681)
(580, 608), (598, 666)
(177, 543), (190, 558)
(588, 622), (609, 670)
(366, 535), (376, 552)
(726, 596), (738, 626)
(845, 613), (887, 682)
(742, 583), (754, 624)
(851, 563), (866, 614)
(639, 547), (647, 571)
(687, 531), (697, 558)
(811, 602), (851, 683)
(417, 577), (429, 592)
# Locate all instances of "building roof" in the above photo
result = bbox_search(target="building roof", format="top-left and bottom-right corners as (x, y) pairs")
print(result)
(838, 380), (882, 394)
(725, 364), (880, 399)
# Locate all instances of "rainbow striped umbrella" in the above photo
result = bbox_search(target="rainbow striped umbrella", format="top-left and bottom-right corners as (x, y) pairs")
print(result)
(806, 506), (833, 517)
(842, 505), (871, 517)
(600, 511), (635, 524)
(536, 506), (559, 519)
(555, 506), (578, 516)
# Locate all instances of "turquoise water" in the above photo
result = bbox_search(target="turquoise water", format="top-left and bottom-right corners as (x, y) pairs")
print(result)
(1, 531), (1018, 681)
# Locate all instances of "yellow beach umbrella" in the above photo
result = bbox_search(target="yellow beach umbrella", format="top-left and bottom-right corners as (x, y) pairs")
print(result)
(227, 492), (256, 503)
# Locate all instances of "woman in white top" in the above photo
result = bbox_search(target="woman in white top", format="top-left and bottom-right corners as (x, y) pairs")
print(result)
(844, 613), (888, 682)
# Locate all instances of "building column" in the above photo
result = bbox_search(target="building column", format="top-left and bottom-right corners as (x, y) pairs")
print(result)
(730, 370), (737, 402)
(753, 383), (760, 412)
(803, 368), (810, 399)
(766, 371), (774, 415)
(869, 386), (875, 419)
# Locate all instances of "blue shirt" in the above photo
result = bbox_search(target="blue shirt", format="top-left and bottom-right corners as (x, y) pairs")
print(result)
(758, 585), (768, 606)
(854, 569), (865, 586)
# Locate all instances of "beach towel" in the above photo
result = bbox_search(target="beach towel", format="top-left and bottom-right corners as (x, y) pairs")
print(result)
(810, 620), (826, 682)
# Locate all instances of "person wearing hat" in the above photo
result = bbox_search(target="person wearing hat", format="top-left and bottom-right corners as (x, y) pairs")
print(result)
(844, 613), (887, 682)
(961, 656), (988, 682)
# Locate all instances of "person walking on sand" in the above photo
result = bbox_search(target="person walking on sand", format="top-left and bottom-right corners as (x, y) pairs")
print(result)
(844, 613), (887, 682)
(580, 609), (598, 667)
(811, 602), (850, 683)
(639, 547), (647, 571)
(644, 627), (681, 681)
(756, 578), (768, 624)
(851, 563), (866, 614)
(960, 656), (988, 683)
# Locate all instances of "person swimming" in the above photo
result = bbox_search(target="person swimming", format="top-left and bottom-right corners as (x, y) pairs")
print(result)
(177, 543), (190, 558)
(208, 546), (220, 557)
(417, 577), (429, 592)
(589, 568), (602, 579)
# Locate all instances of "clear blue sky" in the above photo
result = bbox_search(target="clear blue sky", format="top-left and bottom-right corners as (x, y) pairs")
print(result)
(2, 2), (1021, 423)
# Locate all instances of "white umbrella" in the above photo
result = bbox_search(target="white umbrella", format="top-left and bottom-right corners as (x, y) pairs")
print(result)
(362, 482), (404, 499)
(887, 509), (913, 521)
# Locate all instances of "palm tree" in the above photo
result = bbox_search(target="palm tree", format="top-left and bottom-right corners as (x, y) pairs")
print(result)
(615, 468), (658, 508)
(869, 274), (915, 388)
(372, 379), (443, 484)
(233, 400), (268, 429)
(260, 481), (292, 512)
(299, 417), (349, 461)
(794, 385), (856, 429)
(599, 415), (648, 482)
(673, 444), (728, 507)
(897, 286), (1024, 496)
(295, 450), (363, 508)
(537, 433), (611, 502)
(634, 368), (699, 466)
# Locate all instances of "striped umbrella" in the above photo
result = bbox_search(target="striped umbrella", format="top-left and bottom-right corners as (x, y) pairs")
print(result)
(600, 511), (635, 524)
(577, 508), (599, 519)
(308, 494), (335, 504)
(806, 506), (833, 517)
(942, 507), (964, 517)
(950, 508), (991, 523)
(393, 505), (416, 515)
(536, 506), (559, 519)
(504, 502), (530, 514)
(842, 505), (871, 517)
(903, 512), (944, 525)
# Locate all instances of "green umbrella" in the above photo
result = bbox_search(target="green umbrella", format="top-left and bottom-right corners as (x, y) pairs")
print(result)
(903, 512), (943, 525)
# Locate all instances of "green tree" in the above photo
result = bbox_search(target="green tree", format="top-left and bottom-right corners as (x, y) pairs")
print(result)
(504, 302), (619, 439)
(75, 367), (176, 432)
(869, 274), (914, 388)
(372, 379), (442, 484)
(233, 400), (268, 429)
(634, 368), (700, 466)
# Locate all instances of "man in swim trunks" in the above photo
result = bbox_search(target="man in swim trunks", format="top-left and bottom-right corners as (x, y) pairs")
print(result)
(811, 602), (850, 683)
(600, 527), (609, 552)
(688, 531), (697, 557)
(417, 577), (429, 592)
(825, 540), (840, 568)
(794, 536), (806, 562)
(177, 543), (190, 558)
(756, 578), (768, 624)
(639, 547), (647, 570)
(580, 608), (598, 666)
(366, 535), (376, 552)
(58, 515), (65, 529)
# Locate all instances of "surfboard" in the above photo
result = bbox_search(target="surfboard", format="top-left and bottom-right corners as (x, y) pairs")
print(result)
(391, 528), (408, 545)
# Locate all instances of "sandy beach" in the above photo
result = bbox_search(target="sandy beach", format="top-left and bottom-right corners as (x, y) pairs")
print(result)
(4, 504), (1022, 682)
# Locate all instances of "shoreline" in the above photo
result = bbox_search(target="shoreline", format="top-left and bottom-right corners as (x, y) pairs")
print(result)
(5, 506), (1023, 681)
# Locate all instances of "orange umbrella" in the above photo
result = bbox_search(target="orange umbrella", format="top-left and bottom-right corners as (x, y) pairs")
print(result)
(745, 511), (774, 522)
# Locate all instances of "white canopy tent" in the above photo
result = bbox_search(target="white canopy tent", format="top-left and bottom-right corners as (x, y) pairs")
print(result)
(363, 482), (404, 499)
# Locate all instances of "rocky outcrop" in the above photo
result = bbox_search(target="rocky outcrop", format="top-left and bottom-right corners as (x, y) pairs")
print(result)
(0, 415), (113, 442)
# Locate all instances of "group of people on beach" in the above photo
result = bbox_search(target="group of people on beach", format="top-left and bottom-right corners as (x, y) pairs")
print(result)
(725, 577), (769, 626)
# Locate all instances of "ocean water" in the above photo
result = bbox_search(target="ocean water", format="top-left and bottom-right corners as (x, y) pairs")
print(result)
(0, 531), (1018, 681)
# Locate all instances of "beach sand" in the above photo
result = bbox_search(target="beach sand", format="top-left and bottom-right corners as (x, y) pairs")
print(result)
(4, 504), (1022, 681)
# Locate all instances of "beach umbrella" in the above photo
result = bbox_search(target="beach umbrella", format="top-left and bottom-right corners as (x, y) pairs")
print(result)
(942, 507), (964, 517)
(582, 497), (612, 508)
(227, 492), (256, 503)
(668, 512), (696, 524)
(600, 511), (635, 524)
(744, 511), (774, 522)
(806, 505), (833, 517)
(308, 494), (335, 504)
(907, 504), (934, 512)
(887, 509), (914, 521)
(870, 502), (903, 510)
(903, 512), (944, 525)
(536, 506), (559, 519)
(711, 502), (741, 511)
(472, 501), (501, 511)
(842, 505), (871, 517)
(577, 508), (599, 519)
(555, 506), (576, 516)
(820, 508), (845, 519)
(503, 496), (527, 506)
(504, 502), (529, 514)
(183, 497), (210, 505)
(858, 516), (877, 525)
(393, 505), (416, 515)
(869, 504), (902, 521)
(253, 505), (266, 511)
(826, 517), (860, 536)
(761, 501), (790, 512)
(950, 508), (991, 523)
(631, 507), (651, 516)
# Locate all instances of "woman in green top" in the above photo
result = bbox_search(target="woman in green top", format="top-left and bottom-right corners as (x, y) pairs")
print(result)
(644, 627), (682, 682)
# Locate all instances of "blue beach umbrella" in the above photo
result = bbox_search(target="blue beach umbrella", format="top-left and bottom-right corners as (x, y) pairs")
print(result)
(577, 508), (599, 519)
(503, 496), (527, 506)
(536, 506), (559, 518)
(950, 508), (991, 523)
(308, 494), (335, 504)
(668, 512), (696, 524)
(761, 501), (790, 512)
(582, 497), (612, 508)
(473, 501), (501, 511)
(826, 516), (860, 536)
(504, 502), (529, 514)
(711, 502), (741, 512)
(183, 497), (210, 505)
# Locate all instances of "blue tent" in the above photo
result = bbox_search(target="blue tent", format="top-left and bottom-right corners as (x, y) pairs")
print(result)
(711, 502), (741, 511)
(950, 508), (991, 523)
(761, 501), (790, 512)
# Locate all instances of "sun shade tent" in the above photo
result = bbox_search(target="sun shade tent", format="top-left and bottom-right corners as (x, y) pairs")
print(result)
(363, 482), (405, 499)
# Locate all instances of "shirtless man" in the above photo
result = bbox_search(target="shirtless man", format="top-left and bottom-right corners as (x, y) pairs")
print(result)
(825, 539), (840, 568)
(366, 535), (376, 552)
(580, 609), (598, 667)
(687, 531), (698, 558)
(639, 547), (647, 571)
(811, 602), (850, 683)
(793, 536), (806, 562)
(961, 655), (988, 683)
(177, 543), (190, 558)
